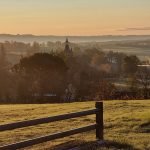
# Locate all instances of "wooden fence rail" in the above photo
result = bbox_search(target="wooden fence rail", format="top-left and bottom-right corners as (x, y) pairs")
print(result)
(0, 102), (103, 150)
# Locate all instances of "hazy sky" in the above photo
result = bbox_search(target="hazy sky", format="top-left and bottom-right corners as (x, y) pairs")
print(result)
(0, 0), (150, 35)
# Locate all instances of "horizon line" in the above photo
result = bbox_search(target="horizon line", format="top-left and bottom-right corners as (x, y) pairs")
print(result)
(1, 33), (150, 37)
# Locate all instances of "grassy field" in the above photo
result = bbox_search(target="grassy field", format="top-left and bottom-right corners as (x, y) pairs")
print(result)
(0, 100), (150, 150)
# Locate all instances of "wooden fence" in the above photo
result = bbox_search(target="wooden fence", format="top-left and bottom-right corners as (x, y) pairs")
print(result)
(0, 102), (103, 150)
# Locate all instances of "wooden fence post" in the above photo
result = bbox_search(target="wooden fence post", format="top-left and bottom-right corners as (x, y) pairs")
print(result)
(96, 101), (103, 140)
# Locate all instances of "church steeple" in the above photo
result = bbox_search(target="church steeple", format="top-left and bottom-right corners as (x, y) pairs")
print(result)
(64, 38), (73, 56)
(66, 38), (69, 43)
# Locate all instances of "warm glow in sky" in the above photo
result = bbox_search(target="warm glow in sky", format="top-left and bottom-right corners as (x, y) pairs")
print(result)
(0, 0), (150, 35)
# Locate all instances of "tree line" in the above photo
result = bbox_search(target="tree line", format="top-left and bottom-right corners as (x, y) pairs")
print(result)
(0, 42), (149, 103)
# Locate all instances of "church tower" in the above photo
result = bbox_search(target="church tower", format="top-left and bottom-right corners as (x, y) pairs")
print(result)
(64, 38), (73, 56)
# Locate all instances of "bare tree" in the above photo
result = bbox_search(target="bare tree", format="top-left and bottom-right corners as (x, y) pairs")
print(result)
(137, 66), (150, 99)
(96, 80), (116, 100)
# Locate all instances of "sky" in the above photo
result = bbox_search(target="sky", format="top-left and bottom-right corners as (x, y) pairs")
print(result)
(0, 0), (150, 35)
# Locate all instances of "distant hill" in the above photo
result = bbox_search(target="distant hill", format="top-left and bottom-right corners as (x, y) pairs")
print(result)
(1, 34), (150, 43)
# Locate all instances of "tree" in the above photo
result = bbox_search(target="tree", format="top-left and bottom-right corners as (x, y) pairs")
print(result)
(137, 66), (150, 99)
(123, 55), (140, 75)
(96, 80), (116, 100)
(0, 44), (13, 102)
(27, 42), (40, 56)
(106, 51), (126, 75)
(13, 53), (68, 102)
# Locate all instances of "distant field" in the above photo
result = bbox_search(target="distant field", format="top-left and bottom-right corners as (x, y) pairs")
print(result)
(103, 47), (150, 61)
(0, 100), (150, 150)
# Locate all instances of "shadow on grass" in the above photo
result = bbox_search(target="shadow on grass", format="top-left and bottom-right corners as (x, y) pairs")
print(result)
(51, 140), (85, 150)
(138, 121), (150, 133)
(80, 140), (138, 150)
(50, 139), (137, 150)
